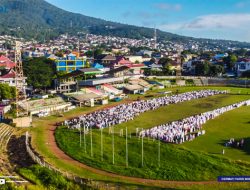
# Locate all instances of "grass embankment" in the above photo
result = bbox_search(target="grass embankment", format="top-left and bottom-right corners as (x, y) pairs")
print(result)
(18, 165), (85, 190)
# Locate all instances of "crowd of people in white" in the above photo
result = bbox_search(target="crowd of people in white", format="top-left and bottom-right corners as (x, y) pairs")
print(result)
(140, 100), (250, 144)
(63, 90), (227, 130)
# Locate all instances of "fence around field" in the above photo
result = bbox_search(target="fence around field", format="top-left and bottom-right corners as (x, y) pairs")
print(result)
(25, 131), (132, 190)
(25, 132), (95, 187)
(146, 76), (250, 88)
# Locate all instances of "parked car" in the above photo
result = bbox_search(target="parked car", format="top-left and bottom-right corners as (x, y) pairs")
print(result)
(35, 111), (49, 117)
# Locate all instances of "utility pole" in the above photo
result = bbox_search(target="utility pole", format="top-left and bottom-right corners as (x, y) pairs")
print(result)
(101, 128), (103, 161)
(153, 26), (157, 49)
(112, 126), (115, 165)
(84, 125), (86, 153)
(158, 140), (161, 167)
(79, 127), (82, 147)
(141, 128), (144, 167)
(90, 127), (93, 157)
(126, 127), (128, 167)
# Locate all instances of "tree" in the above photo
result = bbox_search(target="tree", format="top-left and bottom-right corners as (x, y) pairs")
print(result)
(143, 54), (150, 58)
(241, 70), (250, 78)
(55, 51), (64, 57)
(158, 57), (172, 68)
(142, 68), (151, 76)
(23, 57), (56, 89)
(245, 51), (250, 57)
(94, 49), (103, 58)
(57, 70), (67, 77)
(233, 48), (247, 57)
(162, 67), (170, 75)
(200, 52), (214, 60)
(150, 58), (156, 64)
(209, 65), (224, 76)
(85, 50), (93, 58)
(0, 84), (16, 100)
(85, 60), (91, 68)
(195, 61), (210, 76)
(223, 54), (237, 71)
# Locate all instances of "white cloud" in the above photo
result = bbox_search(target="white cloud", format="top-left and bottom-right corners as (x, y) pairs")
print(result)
(154, 3), (182, 11)
(160, 14), (250, 30)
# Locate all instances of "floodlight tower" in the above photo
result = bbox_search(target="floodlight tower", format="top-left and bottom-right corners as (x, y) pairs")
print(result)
(14, 41), (27, 117)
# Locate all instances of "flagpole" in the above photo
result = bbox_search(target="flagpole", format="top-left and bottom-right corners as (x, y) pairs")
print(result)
(84, 125), (86, 153)
(126, 127), (128, 167)
(90, 127), (93, 157)
(142, 128), (144, 167)
(112, 126), (115, 165)
(101, 128), (103, 161)
(158, 139), (160, 167)
(79, 126), (81, 148)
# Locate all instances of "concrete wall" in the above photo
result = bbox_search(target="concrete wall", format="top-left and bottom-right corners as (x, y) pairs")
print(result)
(12, 116), (32, 128)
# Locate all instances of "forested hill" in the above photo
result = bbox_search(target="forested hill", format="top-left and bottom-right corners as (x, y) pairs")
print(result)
(0, 0), (250, 48)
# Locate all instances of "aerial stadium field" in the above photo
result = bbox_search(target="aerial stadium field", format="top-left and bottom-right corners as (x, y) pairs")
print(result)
(30, 86), (250, 189)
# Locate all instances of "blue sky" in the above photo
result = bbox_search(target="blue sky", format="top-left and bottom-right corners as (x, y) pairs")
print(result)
(46, 0), (250, 42)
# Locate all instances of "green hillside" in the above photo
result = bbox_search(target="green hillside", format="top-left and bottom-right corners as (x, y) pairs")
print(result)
(0, 0), (250, 49)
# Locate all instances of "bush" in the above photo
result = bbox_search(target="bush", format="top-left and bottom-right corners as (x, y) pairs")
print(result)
(241, 70), (250, 78)
(18, 165), (81, 190)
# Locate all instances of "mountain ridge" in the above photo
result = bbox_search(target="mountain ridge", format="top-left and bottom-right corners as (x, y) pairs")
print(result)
(0, 0), (250, 47)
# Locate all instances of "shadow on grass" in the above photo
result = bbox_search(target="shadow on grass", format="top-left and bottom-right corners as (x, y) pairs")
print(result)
(218, 137), (250, 156)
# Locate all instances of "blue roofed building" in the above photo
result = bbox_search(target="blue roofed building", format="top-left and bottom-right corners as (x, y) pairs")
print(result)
(92, 63), (104, 69)
(55, 53), (87, 73)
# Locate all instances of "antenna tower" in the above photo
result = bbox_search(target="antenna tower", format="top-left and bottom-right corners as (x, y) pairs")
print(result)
(154, 27), (157, 49)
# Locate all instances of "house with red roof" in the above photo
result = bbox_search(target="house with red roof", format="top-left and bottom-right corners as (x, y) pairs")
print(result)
(0, 55), (15, 69)
(236, 58), (250, 76)
(0, 69), (27, 87)
(111, 56), (145, 75)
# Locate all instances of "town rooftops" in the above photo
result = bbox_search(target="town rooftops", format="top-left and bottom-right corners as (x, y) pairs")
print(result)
(96, 54), (116, 60)
(0, 55), (15, 69)
(70, 93), (102, 102)
(0, 69), (15, 78)
(124, 84), (144, 91)
(59, 68), (103, 79)
(106, 66), (130, 75)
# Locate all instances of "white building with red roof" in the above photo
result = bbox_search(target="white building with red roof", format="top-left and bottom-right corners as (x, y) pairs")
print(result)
(0, 56), (26, 87)
(237, 58), (250, 76)
(0, 69), (27, 87)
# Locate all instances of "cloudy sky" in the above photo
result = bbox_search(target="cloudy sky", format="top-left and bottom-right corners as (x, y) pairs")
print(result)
(46, 0), (250, 42)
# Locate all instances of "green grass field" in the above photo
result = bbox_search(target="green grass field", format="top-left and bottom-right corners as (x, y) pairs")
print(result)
(181, 105), (250, 162)
(55, 92), (250, 181)
(30, 86), (250, 189)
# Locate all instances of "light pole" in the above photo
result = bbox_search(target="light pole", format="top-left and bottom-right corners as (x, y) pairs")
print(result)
(101, 128), (103, 161)
(158, 140), (161, 167)
(79, 126), (81, 148)
(141, 128), (144, 167)
(126, 127), (128, 167)
(90, 127), (93, 157)
(84, 125), (86, 153)
(112, 126), (115, 165)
